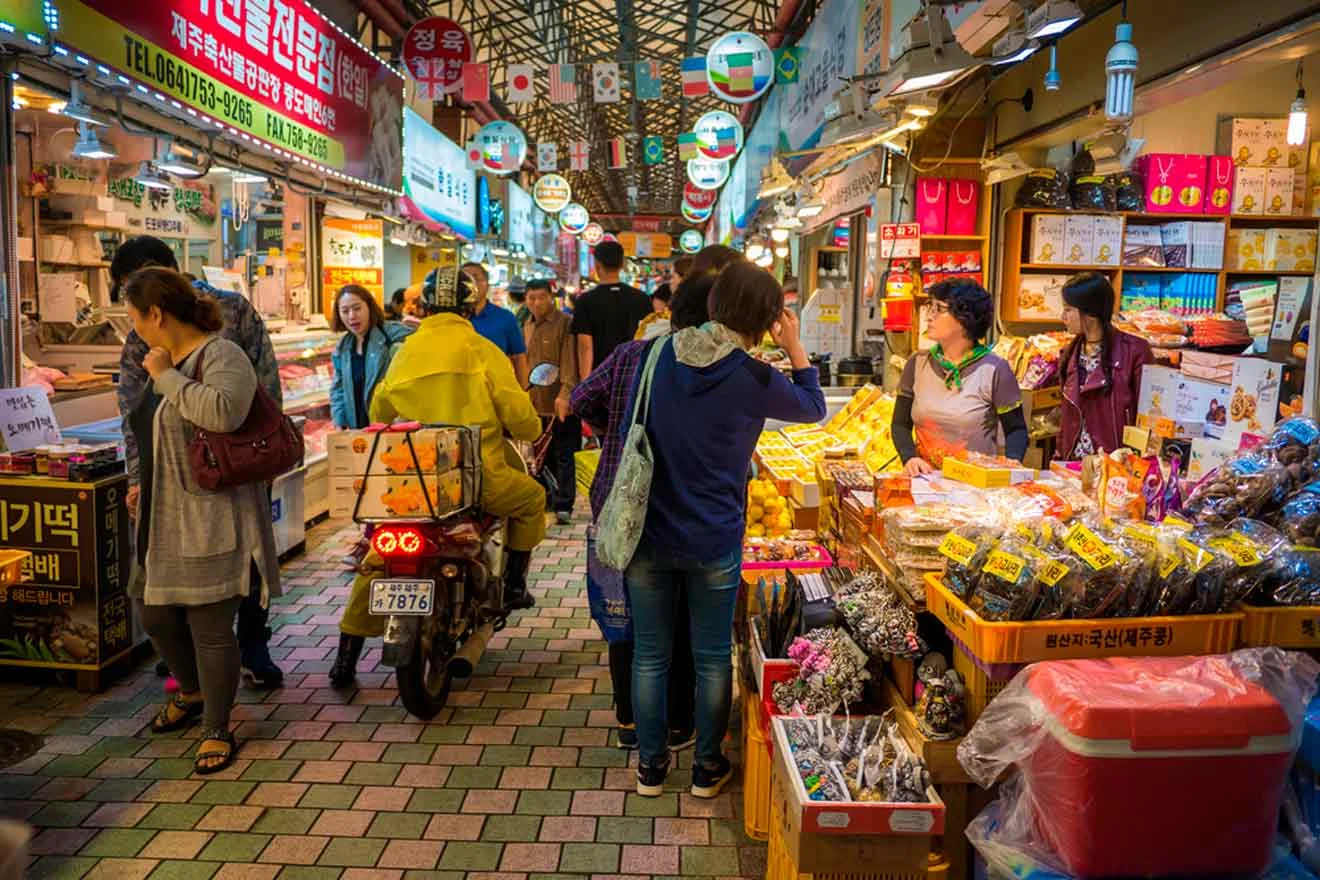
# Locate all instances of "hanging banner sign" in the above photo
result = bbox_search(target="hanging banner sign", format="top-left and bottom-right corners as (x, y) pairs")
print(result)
(878, 223), (921, 260)
(693, 110), (744, 161)
(618, 232), (673, 259)
(683, 182), (718, 211)
(679, 229), (704, 253)
(706, 31), (773, 104)
(322, 218), (385, 304)
(0, 0), (49, 43)
(532, 173), (572, 213)
(55, 0), (404, 192)
(470, 120), (527, 176)
(106, 166), (218, 239)
(400, 108), (475, 240)
(630, 217), (665, 233)
(506, 181), (535, 256)
(802, 150), (885, 233)
(581, 223), (605, 246)
(559, 203), (589, 234)
(687, 157), (731, 191)
(401, 16), (472, 100)
(682, 202), (713, 223)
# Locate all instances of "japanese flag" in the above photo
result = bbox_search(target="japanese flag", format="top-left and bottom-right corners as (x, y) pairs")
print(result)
(593, 62), (620, 103)
(507, 63), (535, 103)
(465, 140), (484, 171)
(537, 142), (558, 172)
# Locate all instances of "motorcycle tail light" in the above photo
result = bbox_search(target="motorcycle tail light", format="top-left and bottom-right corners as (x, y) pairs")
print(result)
(372, 526), (426, 558)
(440, 563), (460, 579)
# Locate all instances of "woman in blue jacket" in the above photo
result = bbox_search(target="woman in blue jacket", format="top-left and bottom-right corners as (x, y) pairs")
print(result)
(329, 285), (412, 430)
(628, 262), (826, 799)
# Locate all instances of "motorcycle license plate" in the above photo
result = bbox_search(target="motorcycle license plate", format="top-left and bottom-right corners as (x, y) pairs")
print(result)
(369, 580), (435, 616)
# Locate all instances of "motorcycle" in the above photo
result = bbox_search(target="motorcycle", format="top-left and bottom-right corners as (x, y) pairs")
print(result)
(352, 423), (522, 720)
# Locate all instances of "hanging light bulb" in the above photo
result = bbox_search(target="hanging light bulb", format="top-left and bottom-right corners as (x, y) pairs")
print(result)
(1289, 61), (1309, 147)
(1043, 45), (1061, 91)
(774, 245), (789, 258)
(1105, 9), (1138, 123)
(771, 227), (790, 243)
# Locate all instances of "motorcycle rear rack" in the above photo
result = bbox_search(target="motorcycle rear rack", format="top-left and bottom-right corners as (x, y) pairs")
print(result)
(350, 423), (484, 525)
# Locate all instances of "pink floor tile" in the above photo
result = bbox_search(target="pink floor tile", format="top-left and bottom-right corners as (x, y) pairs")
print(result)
(499, 842), (561, 872)
(423, 814), (485, 841)
(377, 839), (444, 869)
(621, 845), (680, 875)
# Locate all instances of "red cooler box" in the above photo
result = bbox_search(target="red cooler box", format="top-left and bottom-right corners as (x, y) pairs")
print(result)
(1021, 655), (1294, 878)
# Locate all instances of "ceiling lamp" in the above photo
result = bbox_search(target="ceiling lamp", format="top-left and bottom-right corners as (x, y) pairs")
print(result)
(746, 242), (766, 261)
(156, 142), (204, 176)
(1105, 14), (1138, 123)
(822, 107), (898, 147)
(133, 161), (172, 192)
(1045, 45), (1062, 91)
(774, 245), (789, 258)
(758, 159), (793, 199)
(904, 99), (938, 118)
(71, 122), (116, 159)
(62, 81), (108, 127)
(797, 203), (825, 219)
(777, 215), (803, 230)
(754, 251), (774, 268)
(878, 7), (981, 96)
(991, 30), (1039, 66)
(1026, 0), (1084, 40)
(1289, 61), (1309, 147)
(771, 227), (790, 243)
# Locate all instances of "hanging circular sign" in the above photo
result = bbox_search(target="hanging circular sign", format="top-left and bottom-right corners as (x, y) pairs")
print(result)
(532, 174), (572, 213)
(581, 223), (605, 246)
(559, 203), (590, 234)
(401, 17), (473, 100)
(469, 121), (527, 176)
(682, 202), (713, 223)
(687, 157), (731, 191)
(679, 229), (704, 253)
(693, 110), (745, 161)
(706, 31), (774, 104)
(682, 182), (719, 211)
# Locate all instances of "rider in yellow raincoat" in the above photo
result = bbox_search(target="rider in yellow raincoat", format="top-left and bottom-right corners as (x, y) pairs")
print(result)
(329, 270), (545, 688)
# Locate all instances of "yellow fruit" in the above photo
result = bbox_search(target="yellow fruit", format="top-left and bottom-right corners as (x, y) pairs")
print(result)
(747, 524), (766, 538)
(776, 512), (793, 530)
(748, 485), (767, 504)
(747, 505), (765, 523)
(762, 514), (778, 529)
(763, 498), (782, 514)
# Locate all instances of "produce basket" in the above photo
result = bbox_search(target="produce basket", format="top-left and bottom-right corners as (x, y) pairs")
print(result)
(743, 543), (834, 572)
(924, 574), (1243, 665)
(950, 640), (1023, 725)
(0, 551), (30, 588)
(767, 796), (949, 880)
(743, 687), (773, 841)
(1239, 603), (1320, 648)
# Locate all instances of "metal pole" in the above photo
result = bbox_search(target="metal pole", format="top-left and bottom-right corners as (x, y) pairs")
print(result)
(0, 57), (19, 389)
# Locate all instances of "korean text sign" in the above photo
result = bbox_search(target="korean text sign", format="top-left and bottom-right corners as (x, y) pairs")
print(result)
(58, 0), (404, 190)
(0, 388), (61, 453)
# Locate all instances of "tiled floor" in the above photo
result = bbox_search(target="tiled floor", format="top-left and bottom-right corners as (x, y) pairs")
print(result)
(1, 513), (763, 880)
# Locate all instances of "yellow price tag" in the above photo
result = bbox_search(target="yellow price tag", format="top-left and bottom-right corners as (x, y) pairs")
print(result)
(1065, 524), (1117, 570)
(1178, 538), (1213, 574)
(1164, 515), (1193, 531)
(1122, 525), (1159, 552)
(1158, 553), (1181, 579)
(1210, 537), (1262, 568)
(984, 550), (1027, 584)
(1038, 559), (1070, 587)
(938, 533), (978, 567)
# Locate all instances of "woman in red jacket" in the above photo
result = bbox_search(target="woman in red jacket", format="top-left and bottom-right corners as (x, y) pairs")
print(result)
(1058, 272), (1154, 458)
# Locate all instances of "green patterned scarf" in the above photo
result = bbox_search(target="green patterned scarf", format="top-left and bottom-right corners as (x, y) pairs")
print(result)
(929, 343), (991, 389)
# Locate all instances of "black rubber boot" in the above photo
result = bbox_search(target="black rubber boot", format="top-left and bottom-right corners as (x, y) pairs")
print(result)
(503, 550), (535, 612)
(329, 634), (365, 688)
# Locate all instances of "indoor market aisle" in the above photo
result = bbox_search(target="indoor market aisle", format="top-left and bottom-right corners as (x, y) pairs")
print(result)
(0, 518), (762, 880)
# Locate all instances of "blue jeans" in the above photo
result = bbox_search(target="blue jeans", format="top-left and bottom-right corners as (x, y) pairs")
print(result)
(626, 542), (741, 767)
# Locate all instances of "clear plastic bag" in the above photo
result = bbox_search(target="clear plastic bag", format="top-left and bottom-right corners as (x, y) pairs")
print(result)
(1269, 546), (1320, 606)
(1184, 452), (1291, 526)
(1282, 481), (1320, 546)
(969, 534), (1041, 622)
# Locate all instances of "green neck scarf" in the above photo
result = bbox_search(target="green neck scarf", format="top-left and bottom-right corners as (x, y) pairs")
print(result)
(929, 343), (991, 390)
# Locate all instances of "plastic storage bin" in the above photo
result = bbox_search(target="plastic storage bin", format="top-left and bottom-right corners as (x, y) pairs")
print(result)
(1020, 655), (1294, 877)
(951, 640), (1023, 724)
(1240, 603), (1320, 648)
(767, 797), (947, 879)
(743, 687), (772, 841)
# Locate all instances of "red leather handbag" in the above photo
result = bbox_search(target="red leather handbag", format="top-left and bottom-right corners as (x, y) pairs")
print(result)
(188, 348), (304, 490)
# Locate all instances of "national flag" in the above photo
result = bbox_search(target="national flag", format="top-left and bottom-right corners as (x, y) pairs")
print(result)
(608, 138), (627, 169)
(548, 63), (577, 104)
(715, 127), (738, 157)
(642, 136), (663, 165)
(677, 132), (699, 161)
(569, 140), (590, 171)
(506, 63), (535, 103)
(461, 62), (490, 103)
(465, 139), (484, 170)
(537, 142), (558, 172)
(774, 47), (801, 84)
(593, 62), (620, 103)
(726, 52), (756, 93)
(634, 60), (662, 101)
(681, 56), (708, 97)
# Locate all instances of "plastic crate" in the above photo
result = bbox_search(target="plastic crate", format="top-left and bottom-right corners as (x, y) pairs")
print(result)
(951, 640), (1023, 725)
(743, 687), (772, 841)
(1239, 603), (1320, 648)
(749, 618), (801, 697)
(0, 551), (29, 588)
(924, 573), (1243, 664)
(767, 796), (948, 880)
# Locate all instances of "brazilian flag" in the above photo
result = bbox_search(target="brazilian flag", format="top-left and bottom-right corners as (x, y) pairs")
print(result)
(774, 47), (801, 84)
(643, 136), (664, 165)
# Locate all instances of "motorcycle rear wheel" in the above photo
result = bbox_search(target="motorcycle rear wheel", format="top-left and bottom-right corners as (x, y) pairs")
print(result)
(396, 625), (454, 720)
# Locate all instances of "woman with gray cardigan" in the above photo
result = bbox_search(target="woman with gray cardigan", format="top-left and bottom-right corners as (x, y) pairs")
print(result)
(122, 267), (281, 774)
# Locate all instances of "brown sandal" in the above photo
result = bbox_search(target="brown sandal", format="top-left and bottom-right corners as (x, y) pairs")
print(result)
(194, 729), (239, 775)
(151, 694), (203, 734)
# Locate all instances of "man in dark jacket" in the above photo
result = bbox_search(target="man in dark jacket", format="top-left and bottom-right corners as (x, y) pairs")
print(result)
(114, 235), (285, 690)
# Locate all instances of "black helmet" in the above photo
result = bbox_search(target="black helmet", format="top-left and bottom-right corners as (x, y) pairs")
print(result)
(419, 266), (477, 315)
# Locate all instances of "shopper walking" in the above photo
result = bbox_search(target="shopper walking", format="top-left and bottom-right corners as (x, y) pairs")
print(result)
(571, 241), (651, 377)
(123, 267), (280, 774)
(114, 235), (285, 690)
(524, 280), (581, 526)
(892, 278), (1028, 475)
(462, 262), (529, 387)
(330, 285), (412, 431)
(1058, 271), (1154, 458)
(625, 262), (825, 798)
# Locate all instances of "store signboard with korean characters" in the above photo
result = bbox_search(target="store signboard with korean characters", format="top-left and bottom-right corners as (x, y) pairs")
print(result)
(322, 218), (385, 310)
(107, 166), (219, 239)
(802, 151), (885, 233)
(400, 108), (475, 240)
(783, 0), (859, 152)
(56, 0), (405, 192)
(506, 181), (536, 257)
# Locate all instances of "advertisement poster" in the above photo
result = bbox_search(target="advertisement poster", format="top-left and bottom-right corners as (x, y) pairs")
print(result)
(506, 181), (535, 256)
(321, 218), (384, 311)
(0, 477), (132, 670)
(400, 108), (475, 240)
(784, 0), (860, 152)
(56, 0), (405, 191)
(106, 166), (218, 238)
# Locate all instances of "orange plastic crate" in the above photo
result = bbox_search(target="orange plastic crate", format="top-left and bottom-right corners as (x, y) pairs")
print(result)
(1239, 603), (1320, 648)
(742, 688), (772, 841)
(924, 574), (1243, 665)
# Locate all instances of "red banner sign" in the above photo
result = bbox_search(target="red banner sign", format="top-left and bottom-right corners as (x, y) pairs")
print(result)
(683, 182), (717, 211)
(401, 17), (472, 101)
(629, 216), (664, 233)
(57, 0), (405, 191)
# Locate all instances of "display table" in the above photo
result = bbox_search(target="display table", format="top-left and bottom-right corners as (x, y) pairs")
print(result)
(0, 473), (141, 690)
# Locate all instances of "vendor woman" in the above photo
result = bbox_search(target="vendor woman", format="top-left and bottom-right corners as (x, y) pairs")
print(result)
(1058, 272), (1153, 458)
(893, 279), (1027, 476)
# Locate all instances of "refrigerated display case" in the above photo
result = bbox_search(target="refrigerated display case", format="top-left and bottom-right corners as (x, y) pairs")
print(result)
(270, 326), (338, 522)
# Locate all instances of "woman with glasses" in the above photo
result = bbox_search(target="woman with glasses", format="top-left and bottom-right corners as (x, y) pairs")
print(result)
(893, 279), (1027, 476)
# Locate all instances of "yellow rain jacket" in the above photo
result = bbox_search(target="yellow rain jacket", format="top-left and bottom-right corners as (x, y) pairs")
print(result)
(369, 313), (546, 551)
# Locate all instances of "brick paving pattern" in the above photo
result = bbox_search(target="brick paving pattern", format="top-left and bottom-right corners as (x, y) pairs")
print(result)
(1, 514), (763, 879)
